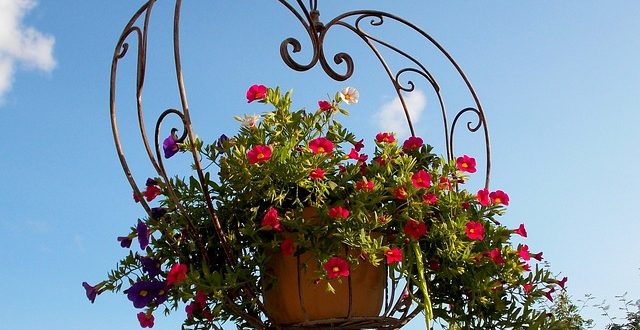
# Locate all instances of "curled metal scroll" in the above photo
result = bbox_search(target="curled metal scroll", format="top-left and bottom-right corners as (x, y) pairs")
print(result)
(110, 0), (492, 328)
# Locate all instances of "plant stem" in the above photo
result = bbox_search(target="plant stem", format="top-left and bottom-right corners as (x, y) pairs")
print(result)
(412, 241), (433, 330)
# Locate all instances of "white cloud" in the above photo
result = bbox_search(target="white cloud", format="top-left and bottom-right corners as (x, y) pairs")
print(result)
(374, 90), (427, 139)
(0, 0), (55, 104)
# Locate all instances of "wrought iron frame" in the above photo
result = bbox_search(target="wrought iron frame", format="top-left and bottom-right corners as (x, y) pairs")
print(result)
(109, 1), (491, 328)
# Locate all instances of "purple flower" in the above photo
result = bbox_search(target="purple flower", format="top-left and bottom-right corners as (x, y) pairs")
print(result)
(216, 134), (228, 149)
(137, 220), (149, 250)
(140, 257), (161, 278)
(82, 282), (97, 303)
(150, 207), (167, 220)
(117, 236), (132, 248)
(145, 178), (158, 187)
(151, 281), (169, 305)
(125, 281), (157, 308)
(163, 128), (180, 159)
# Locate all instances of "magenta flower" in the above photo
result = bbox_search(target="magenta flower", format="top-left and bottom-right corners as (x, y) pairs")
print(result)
(247, 145), (272, 164)
(465, 221), (484, 241)
(422, 193), (438, 205)
(167, 263), (188, 286)
(261, 207), (282, 231)
(137, 220), (150, 250)
(402, 136), (423, 151)
(385, 247), (403, 264)
(308, 137), (334, 154)
(513, 223), (527, 237)
(518, 245), (531, 261)
(545, 288), (556, 302)
(309, 168), (325, 180)
(137, 312), (155, 328)
(318, 100), (332, 111)
(246, 84), (267, 103)
(531, 251), (543, 261)
(489, 190), (510, 206)
(476, 188), (490, 206)
(352, 139), (364, 152)
(375, 132), (395, 143)
(557, 276), (568, 289)
(323, 256), (350, 279)
(163, 129), (180, 159)
(82, 282), (98, 303)
(280, 238), (295, 256)
(488, 248), (504, 265)
(411, 170), (431, 189)
(456, 155), (477, 173)
(328, 206), (350, 220)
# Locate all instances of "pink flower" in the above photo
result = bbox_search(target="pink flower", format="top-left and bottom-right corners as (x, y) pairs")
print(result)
(422, 193), (438, 205)
(521, 263), (531, 272)
(309, 168), (325, 180)
(545, 288), (556, 302)
(261, 207), (282, 231)
(167, 263), (188, 285)
(465, 221), (484, 241)
(523, 283), (533, 294)
(411, 170), (431, 189)
(246, 84), (267, 103)
(456, 155), (477, 173)
(318, 100), (332, 111)
(394, 187), (408, 200)
(488, 248), (504, 265)
(385, 247), (403, 264)
(280, 238), (295, 257)
(477, 188), (490, 206)
(489, 190), (509, 206)
(404, 219), (428, 240)
(352, 139), (364, 152)
(557, 276), (568, 290)
(323, 256), (350, 279)
(518, 245), (530, 261)
(375, 132), (395, 143)
(356, 179), (374, 191)
(137, 312), (155, 328)
(247, 145), (272, 164)
(309, 137), (334, 154)
(513, 223), (527, 237)
(328, 206), (350, 220)
(402, 136), (423, 151)
(531, 251), (543, 261)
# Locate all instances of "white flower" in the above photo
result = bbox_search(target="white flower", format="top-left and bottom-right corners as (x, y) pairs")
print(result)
(240, 114), (260, 128)
(339, 87), (359, 105)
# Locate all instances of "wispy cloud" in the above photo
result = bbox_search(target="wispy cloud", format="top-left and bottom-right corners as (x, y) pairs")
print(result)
(0, 0), (55, 104)
(374, 90), (427, 139)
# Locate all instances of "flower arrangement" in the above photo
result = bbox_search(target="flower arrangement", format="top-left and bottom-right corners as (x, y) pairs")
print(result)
(85, 85), (568, 329)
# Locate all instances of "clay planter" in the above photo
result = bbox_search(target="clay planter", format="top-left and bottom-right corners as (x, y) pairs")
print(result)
(263, 208), (385, 325)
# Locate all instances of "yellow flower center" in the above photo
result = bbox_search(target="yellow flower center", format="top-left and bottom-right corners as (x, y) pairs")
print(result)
(494, 198), (501, 204)
(332, 266), (340, 273)
(257, 153), (264, 159)
(140, 290), (148, 297)
(317, 147), (325, 153)
(462, 163), (468, 168)
(470, 228), (475, 234)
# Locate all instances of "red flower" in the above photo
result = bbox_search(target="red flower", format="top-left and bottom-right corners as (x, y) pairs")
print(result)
(439, 177), (451, 190)
(167, 263), (188, 285)
(247, 145), (272, 164)
(352, 139), (364, 152)
(545, 288), (556, 302)
(488, 248), (504, 265)
(309, 137), (334, 154)
(531, 251), (543, 261)
(323, 256), (350, 279)
(137, 312), (155, 328)
(476, 188), (490, 206)
(456, 155), (477, 173)
(429, 259), (441, 270)
(521, 263), (531, 272)
(143, 185), (161, 202)
(385, 247), (403, 264)
(373, 156), (386, 166)
(518, 245), (530, 261)
(309, 168), (325, 180)
(411, 170), (431, 189)
(489, 190), (509, 206)
(375, 132), (395, 143)
(356, 179), (374, 191)
(557, 276), (568, 290)
(328, 206), (350, 220)
(195, 291), (208, 306)
(261, 207), (282, 231)
(318, 100), (332, 111)
(513, 223), (527, 237)
(394, 187), (408, 200)
(402, 136), (423, 151)
(422, 193), (438, 205)
(404, 219), (428, 240)
(465, 221), (484, 241)
(280, 238), (295, 256)
(523, 283), (533, 294)
(246, 84), (267, 103)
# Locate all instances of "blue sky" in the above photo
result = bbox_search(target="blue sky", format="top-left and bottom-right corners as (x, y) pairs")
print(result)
(1, 1), (639, 329)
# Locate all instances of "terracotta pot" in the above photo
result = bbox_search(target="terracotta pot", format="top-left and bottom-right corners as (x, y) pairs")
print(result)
(263, 209), (385, 325)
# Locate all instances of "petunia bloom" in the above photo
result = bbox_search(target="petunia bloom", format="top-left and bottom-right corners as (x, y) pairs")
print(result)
(137, 312), (155, 328)
(531, 251), (543, 261)
(318, 100), (332, 111)
(489, 190), (510, 206)
(402, 136), (423, 151)
(144, 185), (161, 202)
(465, 221), (485, 241)
(404, 219), (428, 240)
(163, 129), (180, 159)
(261, 207), (282, 231)
(328, 206), (350, 220)
(456, 155), (477, 173)
(544, 288), (556, 302)
(126, 281), (157, 308)
(375, 132), (395, 143)
(246, 84), (267, 103)
(117, 236), (132, 248)
(150, 207), (167, 220)
(439, 177), (452, 190)
(557, 276), (568, 290)
(518, 245), (531, 261)
(280, 238), (295, 257)
(309, 168), (325, 180)
(166, 263), (188, 286)
(422, 193), (438, 205)
(140, 257), (162, 278)
(309, 137), (334, 154)
(477, 188), (490, 206)
(513, 223), (527, 237)
(394, 187), (408, 200)
(356, 179), (374, 191)
(352, 139), (364, 152)
(323, 256), (350, 279)
(137, 220), (150, 250)
(247, 145), (272, 164)
(82, 282), (98, 303)
(411, 170), (431, 189)
(339, 87), (359, 105)
(385, 247), (403, 264)
(488, 248), (505, 265)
